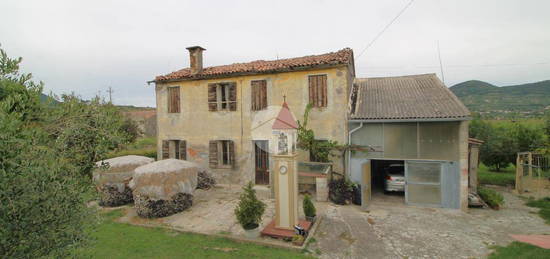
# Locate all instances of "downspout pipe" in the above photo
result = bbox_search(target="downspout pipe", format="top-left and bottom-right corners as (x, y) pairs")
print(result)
(347, 122), (363, 180)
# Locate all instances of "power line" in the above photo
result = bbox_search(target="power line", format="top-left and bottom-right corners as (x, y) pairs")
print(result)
(360, 61), (550, 70)
(356, 0), (416, 58)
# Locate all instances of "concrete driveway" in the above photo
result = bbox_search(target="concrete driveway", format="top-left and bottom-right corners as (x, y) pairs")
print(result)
(308, 188), (550, 258)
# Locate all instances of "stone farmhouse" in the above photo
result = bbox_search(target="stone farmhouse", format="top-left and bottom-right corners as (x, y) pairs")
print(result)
(151, 46), (472, 210)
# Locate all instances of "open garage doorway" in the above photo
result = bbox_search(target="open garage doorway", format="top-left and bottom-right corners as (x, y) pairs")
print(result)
(370, 159), (405, 204)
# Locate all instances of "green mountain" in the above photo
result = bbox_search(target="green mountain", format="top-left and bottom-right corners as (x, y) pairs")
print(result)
(450, 80), (550, 118)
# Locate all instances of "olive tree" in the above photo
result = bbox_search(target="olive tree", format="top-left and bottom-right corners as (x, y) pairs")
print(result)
(0, 46), (130, 257)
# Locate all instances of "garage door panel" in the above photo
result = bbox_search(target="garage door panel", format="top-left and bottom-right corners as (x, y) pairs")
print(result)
(405, 161), (442, 207)
(407, 184), (441, 205)
(441, 162), (460, 209)
(407, 162), (441, 183)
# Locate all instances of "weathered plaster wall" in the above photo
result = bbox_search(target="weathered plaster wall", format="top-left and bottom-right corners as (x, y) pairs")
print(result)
(458, 120), (469, 211)
(156, 66), (351, 184)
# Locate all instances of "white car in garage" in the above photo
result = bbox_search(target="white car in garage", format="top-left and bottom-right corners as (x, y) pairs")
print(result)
(384, 164), (405, 192)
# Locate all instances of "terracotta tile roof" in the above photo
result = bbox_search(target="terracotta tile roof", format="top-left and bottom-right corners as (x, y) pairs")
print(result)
(350, 73), (471, 121)
(155, 48), (353, 82)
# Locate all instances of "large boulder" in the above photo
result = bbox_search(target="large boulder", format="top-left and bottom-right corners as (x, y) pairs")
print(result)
(93, 155), (154, 207)
(130, 159), (198, 218)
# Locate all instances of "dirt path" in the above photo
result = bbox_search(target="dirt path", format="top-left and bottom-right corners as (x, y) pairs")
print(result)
(309, 188), (550, 258)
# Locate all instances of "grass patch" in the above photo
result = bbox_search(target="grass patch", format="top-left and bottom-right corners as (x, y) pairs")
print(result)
(478, 163), (516, 186)
(74, 209), (311, 258)
(525, 197), (550, 224)
(478, 187), (504, 209)
(107, 137), (157, 159)
(489, 241), (550, 258)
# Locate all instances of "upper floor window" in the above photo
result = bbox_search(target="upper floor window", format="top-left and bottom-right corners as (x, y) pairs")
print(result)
(251, 80), (267, 111)
(167, 86), (180, 113)
(308, 75), (327, 108)
(208, 82), (237, 111)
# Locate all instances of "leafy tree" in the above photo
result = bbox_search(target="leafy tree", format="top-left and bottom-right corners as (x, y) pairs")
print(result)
(510, 123), (544, 153)
(470, 118), (546, 171)
(44, 94), (131, 178)
(234, 182), (266, 230)
(0, 116), (96, 258)
(0, 46), (131, 257)
(121, 117), (142, 143)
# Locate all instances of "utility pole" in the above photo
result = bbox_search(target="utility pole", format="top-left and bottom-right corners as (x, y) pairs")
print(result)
(107, 86), (114, 103)
(437, 41), (446, 85)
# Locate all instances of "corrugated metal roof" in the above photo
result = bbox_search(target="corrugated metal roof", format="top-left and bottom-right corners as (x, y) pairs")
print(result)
(350, 73), (470, 120)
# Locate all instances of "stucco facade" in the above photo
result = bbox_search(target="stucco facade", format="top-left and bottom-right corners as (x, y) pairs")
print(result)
(155, 65), (353, 184)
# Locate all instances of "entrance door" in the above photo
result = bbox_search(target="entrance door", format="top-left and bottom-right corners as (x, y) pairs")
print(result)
(405, 161), (442, 207)
(254, 140), (269, 185)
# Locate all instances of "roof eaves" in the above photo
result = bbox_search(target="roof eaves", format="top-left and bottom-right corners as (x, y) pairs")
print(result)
(152, 63), (349, 84)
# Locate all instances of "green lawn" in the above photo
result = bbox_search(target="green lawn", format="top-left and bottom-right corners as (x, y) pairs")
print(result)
(73, 209), (311, 259)
(489, 242), (550, 258)
(478, 163), (516, 186)
(525, 197), (550, 225)
(107, 137), (156, 159)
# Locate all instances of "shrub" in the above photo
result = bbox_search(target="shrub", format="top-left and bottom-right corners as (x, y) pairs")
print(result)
(234, 182), (266, 230)
(478, 187), (504, 209)
(303, 194), (316, 217)
(120, 117), (142, 142)
(0, 122), (96, 258)
(328, 178), (355, 205)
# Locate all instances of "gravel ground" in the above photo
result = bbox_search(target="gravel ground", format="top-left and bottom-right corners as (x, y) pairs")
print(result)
(309, 187), (550, 258)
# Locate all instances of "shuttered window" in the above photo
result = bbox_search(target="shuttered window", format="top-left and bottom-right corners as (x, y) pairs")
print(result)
(251, 80), (267, 111)
(308, 75), (327, 108)
(161, 140), (187, 160)
(167, 86), (180, 113)
(209, 140), (234, 168)
(208, 82), (237, 111)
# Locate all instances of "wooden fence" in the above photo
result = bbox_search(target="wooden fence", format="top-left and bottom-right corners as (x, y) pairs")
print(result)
(516, 152), (550, 198)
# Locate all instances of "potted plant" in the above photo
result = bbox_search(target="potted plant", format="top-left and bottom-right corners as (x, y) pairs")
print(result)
(328, 178), (354, 205)
(303, 194), (316, 222)
(292, 234), (305, 246)
(234, 182), (266, 238)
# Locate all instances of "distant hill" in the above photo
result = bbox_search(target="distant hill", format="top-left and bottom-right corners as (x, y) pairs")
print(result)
(116, 105), (155, 112)
(450, 80), (550, 118)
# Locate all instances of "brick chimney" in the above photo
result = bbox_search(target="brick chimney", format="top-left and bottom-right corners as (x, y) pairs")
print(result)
(186, 46), (206, 74)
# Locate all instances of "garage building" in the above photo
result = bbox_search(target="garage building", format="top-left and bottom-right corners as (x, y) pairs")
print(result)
(348, 74), (471, 210)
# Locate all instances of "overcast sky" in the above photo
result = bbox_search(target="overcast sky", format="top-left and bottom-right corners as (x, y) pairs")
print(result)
(1, 0), (548, 107)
